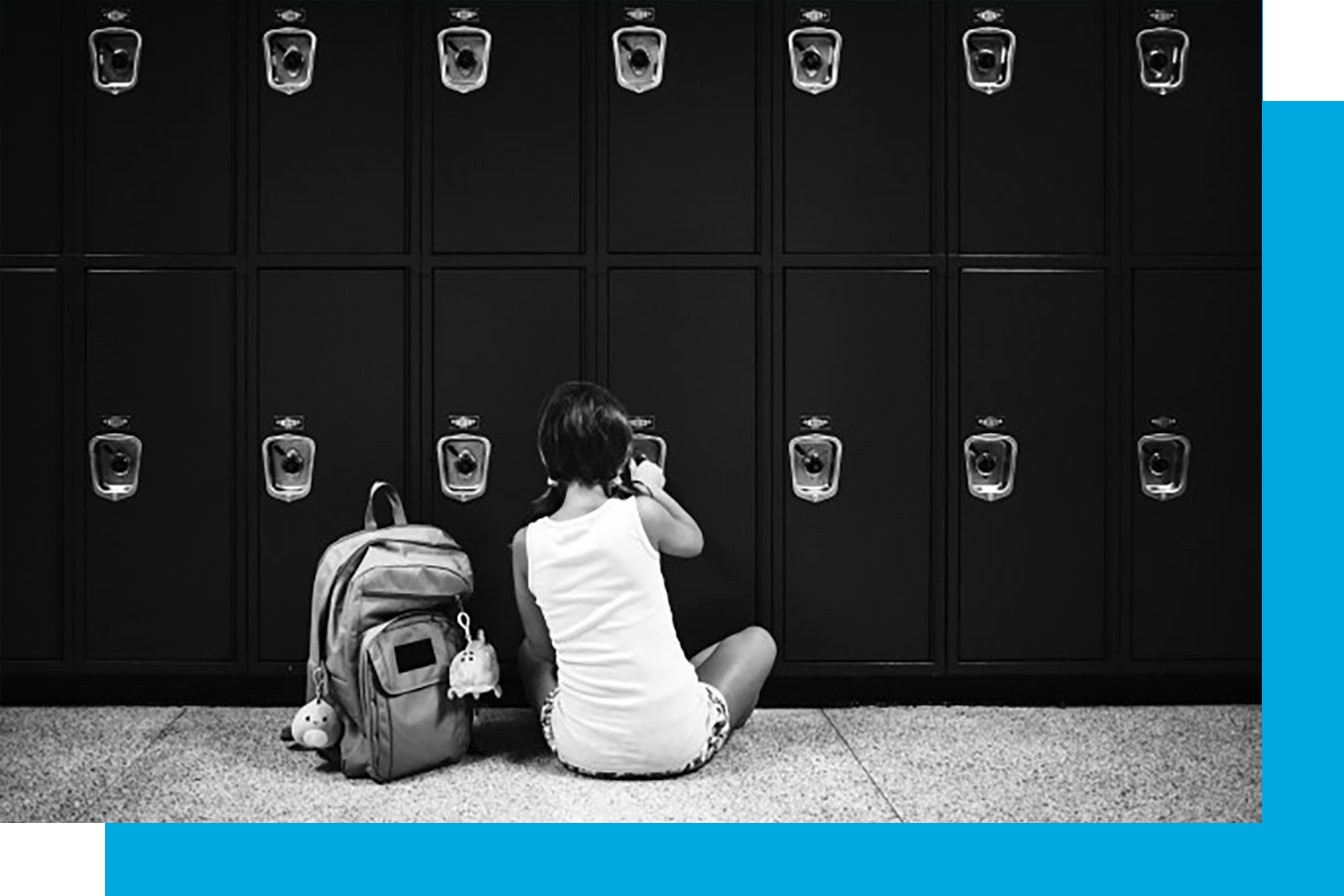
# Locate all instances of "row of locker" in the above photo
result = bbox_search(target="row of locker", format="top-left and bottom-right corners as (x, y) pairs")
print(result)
(0, 267), (1260, 674)
(1, 1), (1260, 257)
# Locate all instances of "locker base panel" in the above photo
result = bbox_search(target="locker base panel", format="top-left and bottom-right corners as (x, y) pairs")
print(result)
(1, 670), (1259, 708)
(0, 703), (1260, 822)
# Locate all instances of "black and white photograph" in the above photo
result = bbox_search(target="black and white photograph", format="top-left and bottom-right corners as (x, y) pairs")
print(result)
(0, 0), (1261, 823)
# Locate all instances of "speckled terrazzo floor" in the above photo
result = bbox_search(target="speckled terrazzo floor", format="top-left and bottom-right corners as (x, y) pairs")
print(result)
(0, 705), (1260, 822)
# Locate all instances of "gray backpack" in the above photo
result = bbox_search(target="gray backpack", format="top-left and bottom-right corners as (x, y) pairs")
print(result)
(305, 481), (475, 782)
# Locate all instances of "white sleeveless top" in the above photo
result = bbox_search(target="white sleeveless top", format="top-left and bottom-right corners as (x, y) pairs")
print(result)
(525, 495), (709, 774)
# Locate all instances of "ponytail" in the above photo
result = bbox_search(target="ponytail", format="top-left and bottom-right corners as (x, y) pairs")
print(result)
(524, 479), (566, 525)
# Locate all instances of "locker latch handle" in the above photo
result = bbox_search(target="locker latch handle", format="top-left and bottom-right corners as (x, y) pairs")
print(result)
(89, 431), (143, 502)
(964, 431), (1017, 502)
(789, 432), (842, 503)
(263, 432), (317, 503)
(1137, 431), (1190, 500)
(438, 431), (492, 502)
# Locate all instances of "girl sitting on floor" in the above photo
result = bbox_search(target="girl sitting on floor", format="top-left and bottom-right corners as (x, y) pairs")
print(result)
(511, 381), (776, 778)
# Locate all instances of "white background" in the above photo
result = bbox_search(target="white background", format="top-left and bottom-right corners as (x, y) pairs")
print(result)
(1264, 0), (1341, 99)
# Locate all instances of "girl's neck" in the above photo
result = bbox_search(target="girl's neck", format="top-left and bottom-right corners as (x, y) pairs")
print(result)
(550, 479), (609, 521)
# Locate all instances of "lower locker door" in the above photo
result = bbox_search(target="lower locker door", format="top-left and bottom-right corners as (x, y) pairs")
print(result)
(84, 271), (237, 662)
(1132, 270), (1260, 661)
(1, 270), (64, 660)
(958, 270), (1106, 662)
(608, 270), (757, 655)
(783, 270), (933, 663)
(431, 270), (585, 659)
(257, 270), (408, 664)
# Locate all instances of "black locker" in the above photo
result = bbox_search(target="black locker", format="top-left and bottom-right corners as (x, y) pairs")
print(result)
(0, 3), (61, 254)
(1130, 2), (1261, 256)
(606, 2), (757, 254)
(783, 270), (932, 662)
(958, 270), (1106, 661)
(431, 2), (583, 254)
(259, 2), (407, 254)
(431, 270), (584, 657)
(783, 3), (931, 254)
(0, 271), (64, 661)
(1132, 270), (1260, 660)
(957, 1), (1106, 255)
(607, 269), (757, 655)
(84, 1), (234, 255)
(256, 270), (408, 664)
(84, 270), (236, 662)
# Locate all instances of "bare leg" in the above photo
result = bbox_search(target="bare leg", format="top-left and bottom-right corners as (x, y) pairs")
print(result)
(689, 641), (721, 668)
(693, 626), (777, 730)
(516, 639), (558, 714)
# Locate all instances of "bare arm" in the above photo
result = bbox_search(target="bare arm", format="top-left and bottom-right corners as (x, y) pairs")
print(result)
(510, 527), (555, 663)
(631, 460), (704, 558)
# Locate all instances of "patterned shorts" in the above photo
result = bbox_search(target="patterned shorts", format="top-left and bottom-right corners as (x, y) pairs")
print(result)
(539, 682), (732, 780)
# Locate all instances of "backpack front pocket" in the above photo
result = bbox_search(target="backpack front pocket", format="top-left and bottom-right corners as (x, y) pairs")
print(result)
(359, 612), (471, 783)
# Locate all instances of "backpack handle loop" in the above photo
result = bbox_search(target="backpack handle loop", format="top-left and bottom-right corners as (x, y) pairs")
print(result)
(364, 481), (408, 531)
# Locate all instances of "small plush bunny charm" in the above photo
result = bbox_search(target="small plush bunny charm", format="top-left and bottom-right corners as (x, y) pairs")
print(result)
(447, 610), (503, 700)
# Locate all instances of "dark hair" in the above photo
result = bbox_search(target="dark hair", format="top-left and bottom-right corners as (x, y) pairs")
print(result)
(524, 381), (642, 523)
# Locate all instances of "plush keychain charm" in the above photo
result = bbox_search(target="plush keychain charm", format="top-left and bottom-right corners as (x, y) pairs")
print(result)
(290, 696), (344, 749)
(447, 610), (503, 700)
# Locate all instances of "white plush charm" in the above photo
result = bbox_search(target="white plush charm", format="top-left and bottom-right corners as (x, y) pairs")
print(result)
(447, 611), (503, 700)
(290, 697), (343, 749)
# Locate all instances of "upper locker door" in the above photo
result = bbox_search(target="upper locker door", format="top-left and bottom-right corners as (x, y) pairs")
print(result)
(783, 3), (931, 254)
(608, 270), (757, 655)
(958, 271), (1106, 662)
(607, 2), (757, 254)
(783, 271), (933, 663)
(431, 271), (585, 658)
(259, 2), (407, 254)
(84, 1), (234, 254)
(957, 1), (1106, 255)
(257, 271), (408, 665)
(1130, 3), (1260, 256)
(84, 271), (236, 663)
(1132, 271), (1260, 661)
(432, 2), (583, 253)
(1, 2), (61, 253)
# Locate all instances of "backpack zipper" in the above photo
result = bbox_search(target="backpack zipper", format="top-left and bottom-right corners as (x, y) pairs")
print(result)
(360, 591), (463, 598)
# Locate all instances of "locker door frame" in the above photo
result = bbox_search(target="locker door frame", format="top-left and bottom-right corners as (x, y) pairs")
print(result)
(768, 1), (947, 678)
(1116, 3), (1262, 679)
(67, 0), (247, 678)
(421, 2), (599, 682)
(943, 1), (1122, 678)
(0, 3), (76, 677)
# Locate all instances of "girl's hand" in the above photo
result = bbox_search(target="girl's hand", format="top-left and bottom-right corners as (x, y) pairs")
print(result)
(629, 457), (666, 492)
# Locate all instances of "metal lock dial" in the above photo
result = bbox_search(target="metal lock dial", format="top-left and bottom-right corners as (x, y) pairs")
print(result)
(438, 433), (492, 502)
(964, 431), (1017, 502)
(1137, 431), (1190, 500)
(438, 25), (492, 93)
(963, 26), (1015, 94)
(262, 433), (316, 502)
(788, 433), (842, 503)
(89, 431), (143, 501)
(613, 24), (667, 93)
(788, 26), (842, 94)
(89, 26), (143, 95)
(263, 26), (317, 94)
